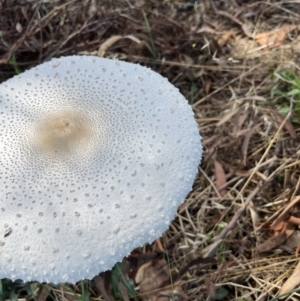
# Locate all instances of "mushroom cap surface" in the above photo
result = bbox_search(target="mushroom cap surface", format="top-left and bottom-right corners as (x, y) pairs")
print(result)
(0, 55), (202, 283)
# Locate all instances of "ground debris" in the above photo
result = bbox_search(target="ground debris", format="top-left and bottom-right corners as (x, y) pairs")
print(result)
(1, 0), (300, 300)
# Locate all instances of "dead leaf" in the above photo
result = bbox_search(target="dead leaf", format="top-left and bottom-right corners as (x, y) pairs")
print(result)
(248, 205), (259, 231)
(93, 273), (114, 301)
(253, 25), (299, 50)
(241, 23), (254, 38)
(285, 230), (300, 250)
(217, 31), (237, 47)
(202, 136), (228, 163)
(272, 196), (300, 228)
(204, 77), (211, 94)
(270, 109), (298, 140)
(135, 258), (194, 301)
(233, 112), (249, 137)
(129, 251), (162, 273)
(98, 35), (141, 56)
(119, 282), (130, 301)
(255, 223), (294, 253)
(98, 261), (131, 301)
(37, 284), (52, 301)
(255, 231), (289, 253)
(288, 216), (300, 226)
(279, 259), (300, 297)
(155, 238), (165, 253)
(16, 22), (22, 33)
(272, 220), (287, 233)
(242, 123), (262, 165)
(196, 25), (227, 35)
(216, 107), (240, 127)
(135, 259), (170, 299)
(260, 220), (287, 236)
(214, 160), (227, 197)
(175, 257), (216, 281)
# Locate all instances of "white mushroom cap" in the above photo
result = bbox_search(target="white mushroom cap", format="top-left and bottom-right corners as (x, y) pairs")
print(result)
(0, 55), (202, 283)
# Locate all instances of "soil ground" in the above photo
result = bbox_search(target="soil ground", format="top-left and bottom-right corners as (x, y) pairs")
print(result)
(1, 1), (300, 300)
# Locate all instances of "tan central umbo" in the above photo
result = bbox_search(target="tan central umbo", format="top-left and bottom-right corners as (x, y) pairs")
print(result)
(35, 111), (91, 155)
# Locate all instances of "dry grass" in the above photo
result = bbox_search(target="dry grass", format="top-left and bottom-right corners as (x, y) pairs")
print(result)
(1, 0), (300, 300)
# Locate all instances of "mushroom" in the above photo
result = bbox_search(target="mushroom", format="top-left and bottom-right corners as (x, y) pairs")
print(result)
(0, 55), (202, 283)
